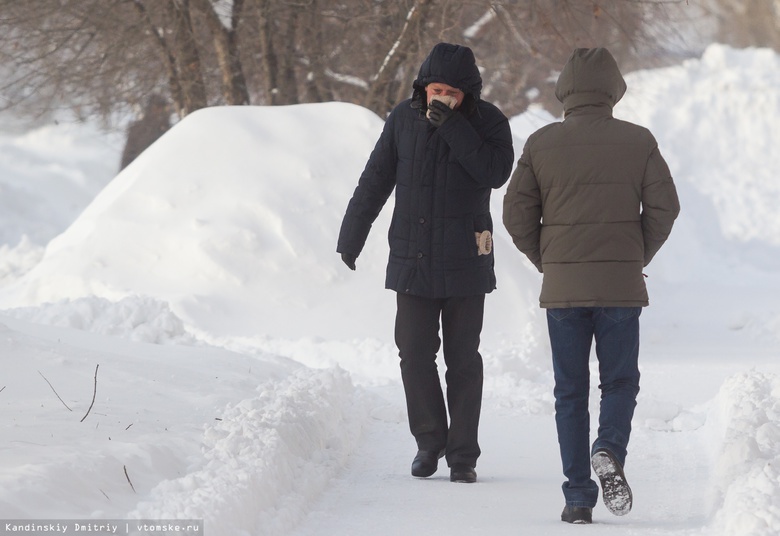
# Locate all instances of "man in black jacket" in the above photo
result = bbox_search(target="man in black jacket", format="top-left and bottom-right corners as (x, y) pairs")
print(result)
(337, 42), (513, 483)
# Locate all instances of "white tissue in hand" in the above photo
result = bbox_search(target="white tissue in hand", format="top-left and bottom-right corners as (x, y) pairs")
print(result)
(426, 94), (457, 119)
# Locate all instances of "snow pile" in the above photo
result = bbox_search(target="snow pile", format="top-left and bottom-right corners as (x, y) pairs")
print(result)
(0, 236), (44, 285)
(0, 102), (544, 346)
(0, 318), (297, 520)
(0, 120), (123, 246)
(709, 371), (780, 536)
(5, 295), (197, 344)
(617, 44), (780, 275)
(130, 367), (366, 536)
(209, 335), (401, 386)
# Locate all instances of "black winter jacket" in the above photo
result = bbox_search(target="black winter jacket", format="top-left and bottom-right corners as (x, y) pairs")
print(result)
(337, 44), (514, 298)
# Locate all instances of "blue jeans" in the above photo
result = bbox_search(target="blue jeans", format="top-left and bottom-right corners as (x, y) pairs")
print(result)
(546, 307), (641, 507)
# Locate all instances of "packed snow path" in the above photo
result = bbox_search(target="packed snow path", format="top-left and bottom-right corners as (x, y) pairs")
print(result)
(289, 350), (726, 536)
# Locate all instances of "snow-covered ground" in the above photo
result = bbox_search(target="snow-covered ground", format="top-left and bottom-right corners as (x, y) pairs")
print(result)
(0, 43), (778, 536)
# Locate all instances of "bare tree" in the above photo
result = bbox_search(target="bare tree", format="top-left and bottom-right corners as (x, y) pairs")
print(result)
(705, 0), (780, 51)
(0, 1), (160, 121)
(0, 0), (696, 128)
(363, 0), (433, 113)
(163, 0), (208, 115)
(191, 0), (250, 105)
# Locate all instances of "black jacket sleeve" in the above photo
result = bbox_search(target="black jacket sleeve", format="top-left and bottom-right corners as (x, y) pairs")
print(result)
(437, 103), (514, 189)
(337, 110), (398, 258)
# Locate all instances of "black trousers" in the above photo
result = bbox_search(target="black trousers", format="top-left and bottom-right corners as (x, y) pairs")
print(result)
(394, 292), (485, 467)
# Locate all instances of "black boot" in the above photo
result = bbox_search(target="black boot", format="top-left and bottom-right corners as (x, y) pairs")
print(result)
(449, 464), (477, 483)
(411, 449), (445, 478)
(592, 449), (633, 516)
(561, 505), (592, 524)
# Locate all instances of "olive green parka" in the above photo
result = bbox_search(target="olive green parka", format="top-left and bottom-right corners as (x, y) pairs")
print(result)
(502, 48), (680, 308)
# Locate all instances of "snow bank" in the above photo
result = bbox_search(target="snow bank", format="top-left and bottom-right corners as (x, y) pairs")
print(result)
(617, 44), (780, 281)
(0, 236), (44, 285)
(708, 371), (780, 535)
(0, 317), (297, 520)
(6, 295), (197, 344)
(130, 367), (367, 536)
(0, 101), (544, 347)
(0, 120), (123, 246)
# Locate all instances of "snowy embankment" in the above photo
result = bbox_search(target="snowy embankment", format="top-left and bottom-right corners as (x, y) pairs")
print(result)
(1, 311), (367, 535)
(129, 366), (366, 536)
(614, 44), (780, 535)
(709, 373), (780, 536)
(0, 44), (778, 535)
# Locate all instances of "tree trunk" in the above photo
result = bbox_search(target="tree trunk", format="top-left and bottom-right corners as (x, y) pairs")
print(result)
(276, 7), (300, 105)
(364, 0), (433, 115)
(257, 0), (280, 105)
(165, 0), (207, 115)
(190, 0), (250, 105)
(130, 0), (186, 118)
(301, 0), (333, 103)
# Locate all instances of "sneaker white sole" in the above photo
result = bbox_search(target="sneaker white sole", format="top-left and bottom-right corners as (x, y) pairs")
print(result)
(591, 450), (633, 516)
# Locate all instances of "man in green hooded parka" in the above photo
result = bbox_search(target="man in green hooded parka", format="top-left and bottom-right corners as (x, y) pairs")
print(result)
(504, 48), (680, 523)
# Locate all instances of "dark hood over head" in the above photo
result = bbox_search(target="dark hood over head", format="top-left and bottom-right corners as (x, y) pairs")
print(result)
(555, 48), (627, 114)
(413, 43), (482, 100)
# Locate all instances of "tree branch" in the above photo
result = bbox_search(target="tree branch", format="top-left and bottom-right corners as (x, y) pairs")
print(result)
(80, 364), (99, 423)
(124, 465), (137, 493)
(38, 370), (73, 412)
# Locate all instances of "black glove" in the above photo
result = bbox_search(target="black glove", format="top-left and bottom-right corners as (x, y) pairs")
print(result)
(341, 252), (357, 271)
(427, 100), (455, 128)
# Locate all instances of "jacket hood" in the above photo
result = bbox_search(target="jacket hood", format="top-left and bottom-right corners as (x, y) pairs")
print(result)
(555, 48), (627, 114)
(413, 43), (482, 99)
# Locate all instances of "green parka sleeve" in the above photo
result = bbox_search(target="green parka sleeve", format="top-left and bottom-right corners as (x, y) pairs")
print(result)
(502, 139), (544, 272)
(640, 141), (680, 266)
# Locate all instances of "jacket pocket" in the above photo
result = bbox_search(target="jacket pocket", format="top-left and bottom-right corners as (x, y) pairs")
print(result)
(388, 213), (414, 259)
(603, 307), (642, 323)
(474, 213), (493, 234)
(442, 217), (475, 261)
(547, 308), (579, 322)
(444, 213), (493, 261)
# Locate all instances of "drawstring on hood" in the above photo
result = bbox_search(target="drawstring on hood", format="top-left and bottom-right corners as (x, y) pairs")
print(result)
(555, 48), (627, 117)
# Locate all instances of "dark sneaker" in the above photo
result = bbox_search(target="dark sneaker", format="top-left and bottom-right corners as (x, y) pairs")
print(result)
(411, 449), (444, 478)
(561, 505), (593, 524)
(591, 449), (633, 516)
(449, 464), (477, 483)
